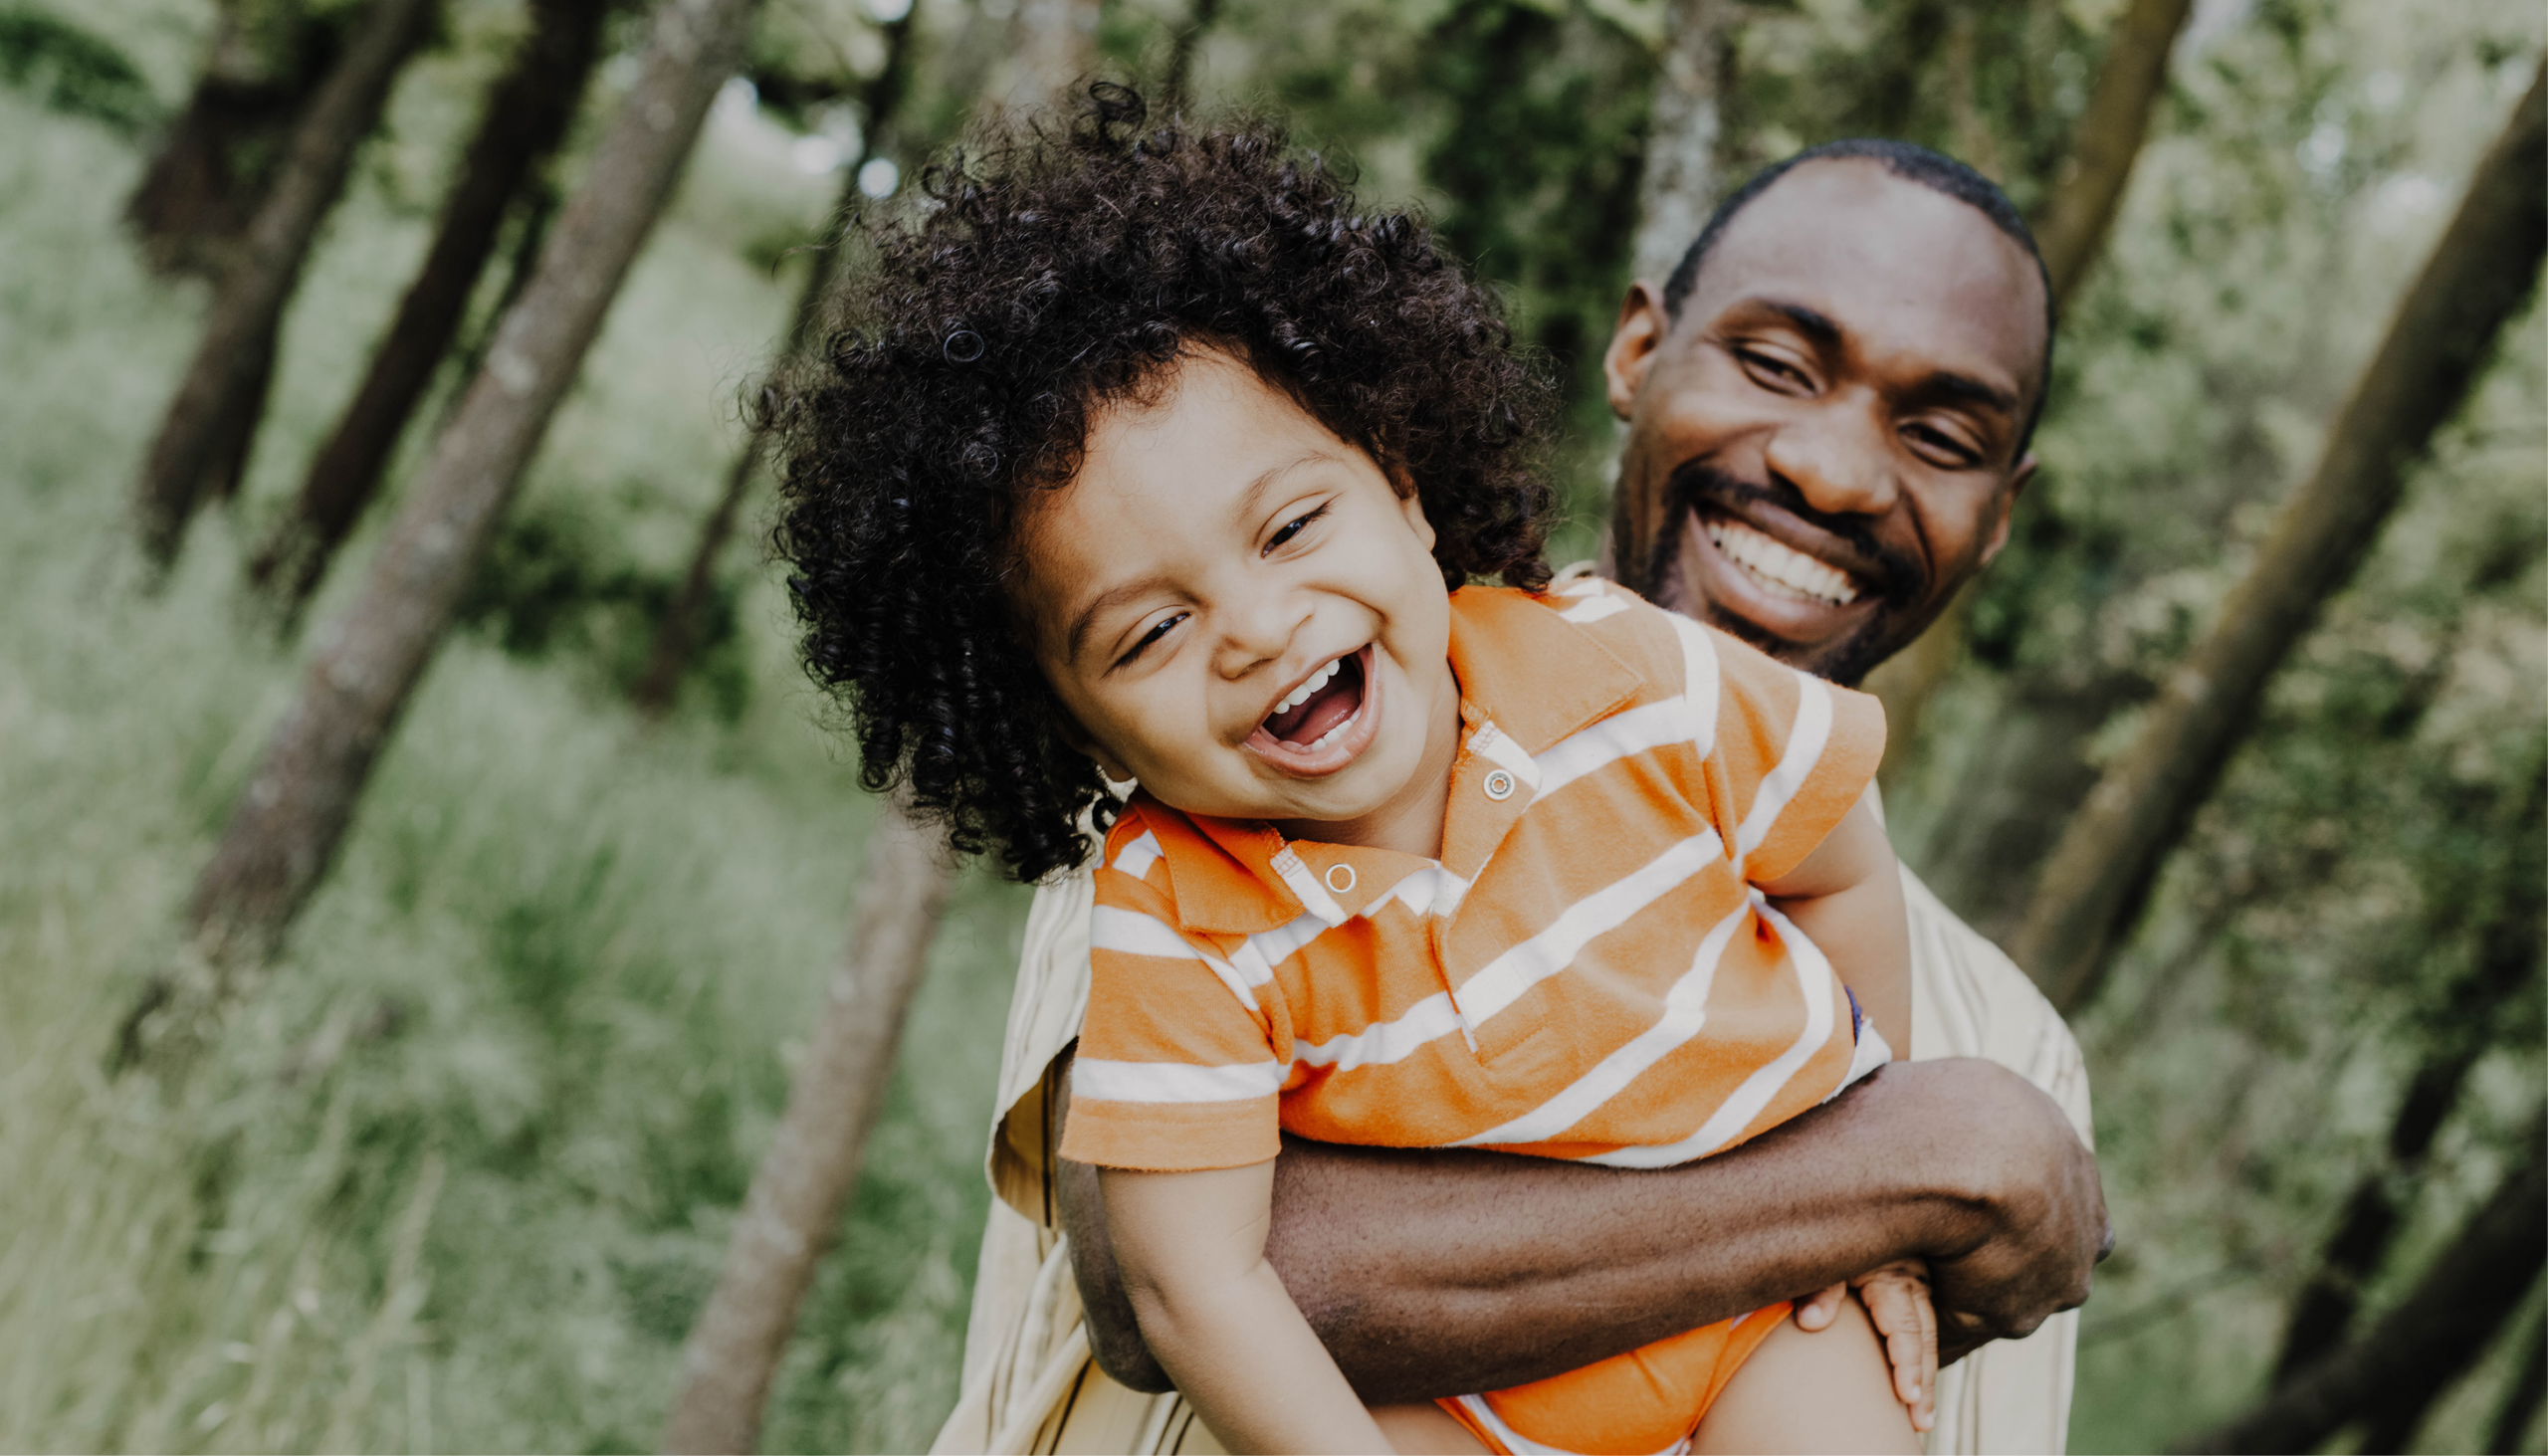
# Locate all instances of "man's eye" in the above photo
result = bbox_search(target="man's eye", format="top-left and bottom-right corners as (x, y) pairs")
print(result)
(1265, 504), (1330, 553)
(1738, 348), (1811, 392)
(1904, 423), (1981, 468)
(1117, 612), (1185, 666)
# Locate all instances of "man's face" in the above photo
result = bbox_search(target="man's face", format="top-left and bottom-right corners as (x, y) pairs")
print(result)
(1604, 159), (2046, 685)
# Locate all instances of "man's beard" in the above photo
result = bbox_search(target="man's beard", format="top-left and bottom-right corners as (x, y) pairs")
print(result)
(1646, 461), (1929, 687)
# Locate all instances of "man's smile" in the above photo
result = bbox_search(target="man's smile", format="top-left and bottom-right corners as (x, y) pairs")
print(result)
(1703, 514), (1861, 605)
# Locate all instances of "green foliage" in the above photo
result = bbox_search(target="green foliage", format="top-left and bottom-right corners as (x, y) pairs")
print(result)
(0, 0), (2542, 1451)
(0, 4), (158, 134)
(0, 16), (1013, 1446)
(459, 493), (753, 722)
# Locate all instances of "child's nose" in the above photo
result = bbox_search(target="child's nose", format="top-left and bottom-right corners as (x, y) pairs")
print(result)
(1214, 590), (1312, 679)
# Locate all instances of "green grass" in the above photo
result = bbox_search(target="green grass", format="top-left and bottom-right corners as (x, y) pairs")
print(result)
(0, 52), (1028, 1455)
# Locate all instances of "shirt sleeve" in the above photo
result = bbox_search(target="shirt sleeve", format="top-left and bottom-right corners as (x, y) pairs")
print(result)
(1056, 812), (1289, 1172)
(1692, 623), (1887, 886)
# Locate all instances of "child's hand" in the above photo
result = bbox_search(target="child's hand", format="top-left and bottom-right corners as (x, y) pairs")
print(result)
(1795, 1260), (1938, 1432)
(1855, 1261), (1938, 1432)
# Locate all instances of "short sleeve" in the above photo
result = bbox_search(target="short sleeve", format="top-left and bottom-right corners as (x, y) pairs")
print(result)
(1056, 813), (1289, 1172)
(1697, 625), (1886, 886)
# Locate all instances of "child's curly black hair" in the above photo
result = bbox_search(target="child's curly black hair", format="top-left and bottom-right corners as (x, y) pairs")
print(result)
(767, 87), (1561, 882)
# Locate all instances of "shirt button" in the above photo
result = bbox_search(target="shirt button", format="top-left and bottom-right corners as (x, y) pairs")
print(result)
(1483, 769), (1516, 801)
(1324, 863), (1357, 895)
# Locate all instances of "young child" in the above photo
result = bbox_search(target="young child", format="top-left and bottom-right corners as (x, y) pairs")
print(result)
(772, 93), (1936, 1455)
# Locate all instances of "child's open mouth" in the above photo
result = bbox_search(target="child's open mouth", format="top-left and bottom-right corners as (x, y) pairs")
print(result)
(1244, 645), (1380, 776)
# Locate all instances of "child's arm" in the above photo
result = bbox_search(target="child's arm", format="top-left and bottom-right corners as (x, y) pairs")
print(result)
(1754, 793), (1910, 1055)
(1101, 1160), (1394, 1454)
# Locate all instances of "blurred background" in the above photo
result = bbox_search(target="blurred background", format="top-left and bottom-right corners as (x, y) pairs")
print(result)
(0, 0), (2539, 1450)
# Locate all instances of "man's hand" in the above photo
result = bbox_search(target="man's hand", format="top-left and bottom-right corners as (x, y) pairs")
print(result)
(1891, 1059), (2111, 1363)
(1059, 1052), (2109, 1403)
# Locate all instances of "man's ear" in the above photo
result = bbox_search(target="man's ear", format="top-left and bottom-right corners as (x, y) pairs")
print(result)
(1603, 281), (1672, 424)
(1977, 454), (2037, 568)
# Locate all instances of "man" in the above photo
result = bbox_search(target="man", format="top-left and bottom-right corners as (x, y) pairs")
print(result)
(933, 139), (2104, 1456)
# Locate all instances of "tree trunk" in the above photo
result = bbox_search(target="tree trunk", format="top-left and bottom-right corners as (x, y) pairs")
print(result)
(661, 794), (958, 1454)
(129, 0), (439, 571)
(2271, 785), (2545, 1384)
(125, 0), (344, 279)
(1628, 0), (1727, 289)
(441, 171), (562, 433)
(2486, 1305), (2547, 1455)
(203, 320), (282, 505)
(249, 0), (613, 614)
(2174, 1114), (2548, 1455)
(1163, 0), (1221, 102)
(633, 3), (918, 717)
(2014, 61), (2548, 1015)
(2033, 0), (2194, 312)
(170, 0), (766, 977)
(1605, 0), (1732, 603)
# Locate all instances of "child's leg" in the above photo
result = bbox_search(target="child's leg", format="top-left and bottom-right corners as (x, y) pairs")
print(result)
(1690, 1295), (1921, 1455)
(1372, 1401), (1492, 1453)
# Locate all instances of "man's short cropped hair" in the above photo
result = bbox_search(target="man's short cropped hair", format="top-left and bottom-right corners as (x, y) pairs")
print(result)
(1661, 138), (2057, 453)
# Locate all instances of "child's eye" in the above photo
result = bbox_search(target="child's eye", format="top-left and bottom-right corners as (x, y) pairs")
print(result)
(1117, 611), (1186, 667)
(1265, 504), (1330, 553)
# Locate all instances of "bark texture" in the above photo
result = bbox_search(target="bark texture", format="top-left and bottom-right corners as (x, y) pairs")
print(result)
(633, 4), (918, 716)
(2013, 61), (2548, 1014)
(2174, 1117), (2548, 1455)
(1629, 0), (1727, 288)
(2487, 1311), (2547, 1454)
(250, 0), (612, 613)
(179, 0), (766, 967)
(660, 795), (957, 1455)
(1163, 0), (1221, 101)
(131, 0), (438, 569)
(2271, 797), (2543, 1385)
(125, 0), (341, 278)
(2032, 0), (2195, 310)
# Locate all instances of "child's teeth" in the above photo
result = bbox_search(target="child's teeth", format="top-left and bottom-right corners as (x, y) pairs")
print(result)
(1276, 659), (1342, 716)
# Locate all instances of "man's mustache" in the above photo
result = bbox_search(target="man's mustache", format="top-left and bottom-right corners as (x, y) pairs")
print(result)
(1667, 461), (1924, 602)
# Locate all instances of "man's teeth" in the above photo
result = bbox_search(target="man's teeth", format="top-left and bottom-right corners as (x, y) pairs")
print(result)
(1274, 657), (1343, 716)
(1705, 518), (1860, 605)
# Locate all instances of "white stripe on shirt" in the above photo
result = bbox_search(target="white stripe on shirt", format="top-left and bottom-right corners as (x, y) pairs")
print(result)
(1588, 897), (1840, 1167)
(1072, 1057), (1287, 1105)
(1734, 670), (1832, 866)
(1453, 897), (1751, 1148)
(1090, 906), (1260, 1011)
(1292, 992), (1465, 1072)
(1454, 829), (1726, 1027)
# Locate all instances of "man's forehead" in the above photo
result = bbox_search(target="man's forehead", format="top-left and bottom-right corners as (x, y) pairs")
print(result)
(1681, 159), (2046, 394)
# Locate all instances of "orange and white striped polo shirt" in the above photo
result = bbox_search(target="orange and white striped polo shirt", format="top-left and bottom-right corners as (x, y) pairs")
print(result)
(1057, 578), (1888, 1173)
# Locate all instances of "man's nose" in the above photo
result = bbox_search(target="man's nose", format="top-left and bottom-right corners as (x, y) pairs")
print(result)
(1213, 587), (1312, 680)
(1762, 393), (1901, 518)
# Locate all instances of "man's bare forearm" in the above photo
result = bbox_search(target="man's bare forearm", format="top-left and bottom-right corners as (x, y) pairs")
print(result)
(1060, 1055), (2106, 1403)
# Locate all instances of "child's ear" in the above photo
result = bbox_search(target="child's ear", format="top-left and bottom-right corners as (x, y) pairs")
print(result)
(1388, 468), (1437, 552)
(1057, 716), (1135, 785)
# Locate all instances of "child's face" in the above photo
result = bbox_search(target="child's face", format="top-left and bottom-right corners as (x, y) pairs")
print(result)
(1014, 349), (1462, 843)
